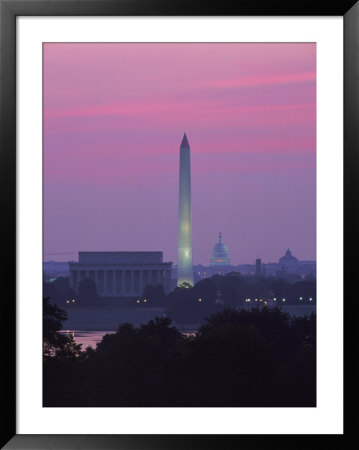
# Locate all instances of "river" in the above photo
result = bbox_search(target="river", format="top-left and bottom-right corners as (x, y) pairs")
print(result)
(60, 304), (315, 349)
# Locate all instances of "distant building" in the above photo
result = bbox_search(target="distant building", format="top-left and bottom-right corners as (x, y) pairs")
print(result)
(69, 252), (172, 305)
(278, 249), (300, 274)
(208, 232), (232, 276)
(210, 232), (231, 266)
(255, 258), (262, 276)
(43, 261), (70, 281)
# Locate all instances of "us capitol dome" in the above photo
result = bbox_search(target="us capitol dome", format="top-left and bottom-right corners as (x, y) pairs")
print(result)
(210, 232), (231, 266)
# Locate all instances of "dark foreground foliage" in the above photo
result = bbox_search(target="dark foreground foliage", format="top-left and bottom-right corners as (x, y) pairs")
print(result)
(43, 300), (316, 407)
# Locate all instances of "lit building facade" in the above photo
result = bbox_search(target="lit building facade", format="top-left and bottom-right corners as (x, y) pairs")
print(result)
(210, 232), (231, 266)
(69, 251), (172, 304)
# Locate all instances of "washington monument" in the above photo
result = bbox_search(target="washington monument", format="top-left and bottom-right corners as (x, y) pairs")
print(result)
(177, 133), (194, 287)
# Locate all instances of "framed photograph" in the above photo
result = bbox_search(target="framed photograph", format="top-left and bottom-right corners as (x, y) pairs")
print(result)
(1, 0), (356, 448)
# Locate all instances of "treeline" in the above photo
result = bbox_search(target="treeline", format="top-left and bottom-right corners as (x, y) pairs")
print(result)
(43, 298), (316, 407)
(44, 273), (316, 319)
(157, 274), (315, 323)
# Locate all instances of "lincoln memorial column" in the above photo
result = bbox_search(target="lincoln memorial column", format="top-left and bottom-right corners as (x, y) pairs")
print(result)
(95, 270), (99, 293)
(130, 270), (134, 295)
(140, 270), (144, 296)
(121, 270), (125, 294)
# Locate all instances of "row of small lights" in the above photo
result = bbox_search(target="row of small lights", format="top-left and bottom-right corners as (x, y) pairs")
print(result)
(245, 297), (313, 303)
(135, 296), (313, 305)
(66, 299), (76, 304)
(137, 298), (206, 304)
(245, 298), (282, 303)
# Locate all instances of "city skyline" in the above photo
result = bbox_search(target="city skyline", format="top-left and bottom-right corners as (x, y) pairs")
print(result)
(44, 43), (316, 264)
(44, 247), (315, 266)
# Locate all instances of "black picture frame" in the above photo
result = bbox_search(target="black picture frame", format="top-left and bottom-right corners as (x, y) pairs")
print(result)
(1, 1), (356, 448)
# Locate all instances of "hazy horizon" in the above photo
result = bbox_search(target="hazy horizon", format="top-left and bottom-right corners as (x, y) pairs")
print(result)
(44, 43), (316, 264)
(44, 247), (316, 266)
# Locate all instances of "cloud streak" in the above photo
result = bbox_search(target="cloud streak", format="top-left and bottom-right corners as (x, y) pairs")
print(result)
(204, 71), (316, 89)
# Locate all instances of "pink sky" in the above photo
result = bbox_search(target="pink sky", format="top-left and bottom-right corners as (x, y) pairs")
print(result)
(43, 43), (316, 265)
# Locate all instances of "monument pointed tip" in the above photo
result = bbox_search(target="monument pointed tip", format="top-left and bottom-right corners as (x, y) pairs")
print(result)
(180, 133), (189, 148)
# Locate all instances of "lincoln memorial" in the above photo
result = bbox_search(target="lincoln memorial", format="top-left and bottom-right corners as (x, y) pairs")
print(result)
(69, 252), (172, 305)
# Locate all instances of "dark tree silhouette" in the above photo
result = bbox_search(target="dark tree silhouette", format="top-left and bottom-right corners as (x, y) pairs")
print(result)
(43, 297), (83, 406)
(43, 297), (82, 360)
(43, 276), (77, 307)
(78, 277), (99, 306)
(141, 284), (166, 306)
(43, 306), (316, 407)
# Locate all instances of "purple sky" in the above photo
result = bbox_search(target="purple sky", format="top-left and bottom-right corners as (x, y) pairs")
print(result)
(43, 43), (316, 265)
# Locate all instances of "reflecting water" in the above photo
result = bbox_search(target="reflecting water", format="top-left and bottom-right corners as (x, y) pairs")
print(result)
(60, 304), (315, 349)
(59, 329), (196, 348)
(59, 330), (115, 349)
